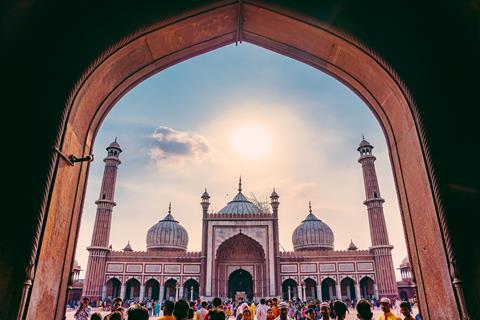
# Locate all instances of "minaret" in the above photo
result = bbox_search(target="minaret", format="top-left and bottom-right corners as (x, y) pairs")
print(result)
(83, 139), (122, 302)
(357, 138), (397, 299)
(270, 187), (281, 296)
(200, 188), (210, 296)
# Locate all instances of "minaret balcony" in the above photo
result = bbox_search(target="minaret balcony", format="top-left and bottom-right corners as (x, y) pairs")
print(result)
(363, 197), (385, 206)
(94, 199), (117, 207)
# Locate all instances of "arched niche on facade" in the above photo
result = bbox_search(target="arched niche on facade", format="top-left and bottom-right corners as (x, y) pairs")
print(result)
(183, 278), (200, 301)
(163, 278), (178, 301)
(216, 233), (265, 262)
(359, 276), (376, 299)
(105, 277), (121, 301)
(26, 1), (462, 318)
(321, 277), (337, 301)
(340, 277), (356, 301)
(303, 278), (318, 301)
(125, 278), (141, 301)
(145, 278), (160, 301)
(281, 278), (298, 301)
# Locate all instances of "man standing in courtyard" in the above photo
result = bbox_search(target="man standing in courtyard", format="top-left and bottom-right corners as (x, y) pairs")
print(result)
(399, 301), (416, 320)
(275, 302), (293, 320)
(319, 302), (333, 320)
(378, 298), (401, 320)
(256, 298), (269, 320)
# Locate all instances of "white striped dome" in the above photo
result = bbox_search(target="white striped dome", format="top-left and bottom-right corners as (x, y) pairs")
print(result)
(217, 178), (262, 214)
(146, 209), (188, 251)
(292, 206), (334, 251)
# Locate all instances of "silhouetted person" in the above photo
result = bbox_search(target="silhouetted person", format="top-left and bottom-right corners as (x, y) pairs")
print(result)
(107, 311), (124, 320)
(356, 299), (373, 320)
(175, 300), (191, 320)
(127, 304), (149, 320)
(210, 308), (226, 320)
(333, 301), (348, 320)
(90, 312), (102, 320)
(160, 300), (176, 320)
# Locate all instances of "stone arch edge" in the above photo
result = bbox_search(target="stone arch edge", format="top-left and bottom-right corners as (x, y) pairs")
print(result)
(26, 2), (462, 319)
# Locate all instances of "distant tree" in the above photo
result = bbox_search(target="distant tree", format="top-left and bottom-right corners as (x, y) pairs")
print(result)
(248, 193), (272, 214)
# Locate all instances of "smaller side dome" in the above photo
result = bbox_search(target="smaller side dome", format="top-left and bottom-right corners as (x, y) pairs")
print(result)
(292, 202), (334, 251)
(123, 241), (133, 252)
(400, 256), (410, 267)
(146, 203), (189, 252)
(347, 239), (358, 251)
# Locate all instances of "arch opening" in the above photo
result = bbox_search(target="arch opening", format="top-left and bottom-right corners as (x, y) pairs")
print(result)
(282, 279), (298, 301)
(105, 278), (121, 301)
(321, 278), (337, 301)
(163, 279), (178, 301)
(303, 278), (318, 301)
(183, 279), (200, 301)
(25, 2), (461, 319)
(145, 278), (160, 301)
(125, 278), (140, 301)
(216, 233), (265, 299)
(228, 269), (253, 300)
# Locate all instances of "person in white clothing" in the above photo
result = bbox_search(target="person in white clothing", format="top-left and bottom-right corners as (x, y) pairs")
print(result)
(274, 302), (293, 320)
(256, 299), (269, 320)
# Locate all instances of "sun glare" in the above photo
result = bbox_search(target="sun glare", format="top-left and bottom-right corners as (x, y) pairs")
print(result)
(231, 124), (272, 159)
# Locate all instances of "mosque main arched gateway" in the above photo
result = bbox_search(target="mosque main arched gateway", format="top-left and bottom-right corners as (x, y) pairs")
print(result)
(23, 1), (467, 319)
(215, 233), (267, 299)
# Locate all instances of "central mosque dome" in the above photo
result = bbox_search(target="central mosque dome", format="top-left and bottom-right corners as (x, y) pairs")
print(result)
(292, 202), (334, 251)
(146, 203), (188, 251)
(217, 177), (263, 214)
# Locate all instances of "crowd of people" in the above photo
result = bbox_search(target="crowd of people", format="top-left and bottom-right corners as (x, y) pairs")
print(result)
(73, 296), (421, 320)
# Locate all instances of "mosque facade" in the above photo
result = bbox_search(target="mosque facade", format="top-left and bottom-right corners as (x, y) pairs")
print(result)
(82, 139), (399, 303)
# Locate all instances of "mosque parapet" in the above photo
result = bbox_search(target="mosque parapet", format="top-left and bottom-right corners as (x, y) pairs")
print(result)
(207, 212), (273, 219)
(109, 250), (201, 257)
(280, 249), (371, 257)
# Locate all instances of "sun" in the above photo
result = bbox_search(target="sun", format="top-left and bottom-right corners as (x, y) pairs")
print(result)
(231, 124), (272, 159)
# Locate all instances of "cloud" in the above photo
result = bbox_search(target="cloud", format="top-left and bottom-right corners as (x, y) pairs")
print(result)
(149, 126), (212, 166)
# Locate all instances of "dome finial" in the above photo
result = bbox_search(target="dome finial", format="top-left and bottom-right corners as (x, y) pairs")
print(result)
(238, 176), (242, 192)
(168, 202), (171, 214)
(309, 201), (312, 214)
(115, 136), (118, 143)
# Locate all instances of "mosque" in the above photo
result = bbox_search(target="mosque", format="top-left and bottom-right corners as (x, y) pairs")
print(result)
(82, 138), (399, 303)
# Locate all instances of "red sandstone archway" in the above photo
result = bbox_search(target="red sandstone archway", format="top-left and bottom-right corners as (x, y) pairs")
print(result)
(163, 278), (178, 301)
(216, 233), (266, 298)
(125, 278), (140, 301)
(183, 279), (200, 301)
(360, 276), (375, 299)
(145, 278), (160, 301)
(105, 277), (121, 301)
(26, 1), (462, 319)
(321, 277), (337, 301)
(340, 277), (356, 302)
(303, 278), (317, 301)
(282, 278), (298, 301)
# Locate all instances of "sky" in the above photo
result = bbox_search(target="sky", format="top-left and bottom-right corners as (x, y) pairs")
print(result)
(75, 43), (408, 280)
